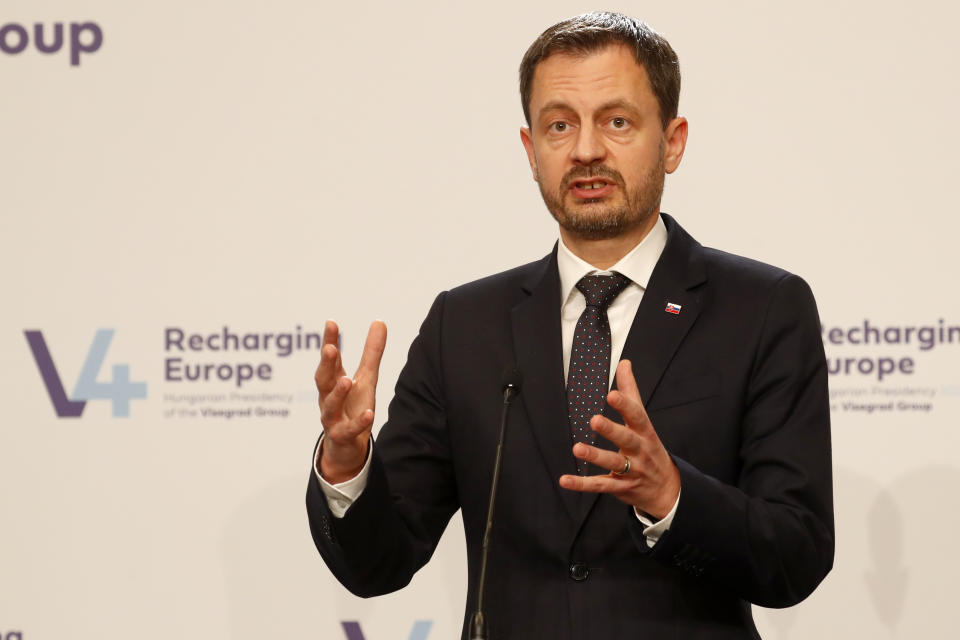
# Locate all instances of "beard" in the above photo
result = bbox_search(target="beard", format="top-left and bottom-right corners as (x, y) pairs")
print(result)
(538, 148), (665, 241)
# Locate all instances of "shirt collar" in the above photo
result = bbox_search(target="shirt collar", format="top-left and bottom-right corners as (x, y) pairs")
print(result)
(556, 214), (668, 305)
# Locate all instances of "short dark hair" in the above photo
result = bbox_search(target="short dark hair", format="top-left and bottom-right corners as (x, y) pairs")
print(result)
(519, 12), (681, 129)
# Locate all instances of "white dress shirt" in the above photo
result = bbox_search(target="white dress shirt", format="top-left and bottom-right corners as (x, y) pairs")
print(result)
(315, 214), (679, 547)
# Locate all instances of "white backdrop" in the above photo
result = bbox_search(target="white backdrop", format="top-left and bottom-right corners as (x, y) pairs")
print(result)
(3, 1), (960, 638)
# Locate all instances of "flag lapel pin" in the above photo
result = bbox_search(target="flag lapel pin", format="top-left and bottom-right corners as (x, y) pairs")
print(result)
(665, 302), (682, 315)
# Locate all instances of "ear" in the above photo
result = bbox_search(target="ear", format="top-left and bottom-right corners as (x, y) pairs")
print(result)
(519, 126), (539, 181)
(663, 116), (688, 174)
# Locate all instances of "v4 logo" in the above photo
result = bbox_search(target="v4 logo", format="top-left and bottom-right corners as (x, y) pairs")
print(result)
(25, 329), (147, 418)
(340, 621), (432, 640)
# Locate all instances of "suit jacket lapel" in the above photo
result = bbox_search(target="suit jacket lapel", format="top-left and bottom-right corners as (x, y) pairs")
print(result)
(620, 214), (706, 408)
(579, 213), (708, 524)
(510, 247), (580, 524)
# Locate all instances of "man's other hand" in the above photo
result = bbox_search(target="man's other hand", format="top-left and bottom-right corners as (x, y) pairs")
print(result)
(558, 359), (682, 520)
(315, 320), (387, 484)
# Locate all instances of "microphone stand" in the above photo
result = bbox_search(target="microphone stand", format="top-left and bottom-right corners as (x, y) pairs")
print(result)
(468, 375), (520, 640)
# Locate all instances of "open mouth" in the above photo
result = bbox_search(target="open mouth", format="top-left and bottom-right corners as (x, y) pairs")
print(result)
(570, 178), (615, 199)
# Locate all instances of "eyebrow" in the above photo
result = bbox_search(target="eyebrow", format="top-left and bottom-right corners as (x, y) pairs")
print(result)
(595, 99), (642, 117)
(538, 100), (574, 116)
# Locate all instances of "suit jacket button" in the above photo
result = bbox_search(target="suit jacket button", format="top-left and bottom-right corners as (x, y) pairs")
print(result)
(569, 562), (590, 581)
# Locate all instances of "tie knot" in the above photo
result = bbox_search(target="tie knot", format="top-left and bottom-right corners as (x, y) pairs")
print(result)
(576, 273), (630, 309)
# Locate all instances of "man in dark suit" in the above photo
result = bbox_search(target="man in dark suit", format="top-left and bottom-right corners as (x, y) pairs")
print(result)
(307, 12), (834, 639)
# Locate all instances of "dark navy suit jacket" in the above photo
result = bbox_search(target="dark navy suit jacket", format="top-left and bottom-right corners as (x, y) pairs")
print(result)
(307, 214), (834, 639)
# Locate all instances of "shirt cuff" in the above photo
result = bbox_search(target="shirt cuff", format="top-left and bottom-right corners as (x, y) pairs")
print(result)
(313, 434), (372, 518)
(634, 489), (680, 548)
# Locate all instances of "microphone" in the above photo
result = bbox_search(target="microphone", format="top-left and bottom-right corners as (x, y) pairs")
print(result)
(500, 367), (522, 401)
(468, 367), (522, 640)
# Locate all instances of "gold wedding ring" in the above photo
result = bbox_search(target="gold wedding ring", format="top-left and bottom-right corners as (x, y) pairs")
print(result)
(613, 455), (631, 476)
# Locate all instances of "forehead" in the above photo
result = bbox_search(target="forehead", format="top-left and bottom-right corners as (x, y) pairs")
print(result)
(529, 44), (656, 117)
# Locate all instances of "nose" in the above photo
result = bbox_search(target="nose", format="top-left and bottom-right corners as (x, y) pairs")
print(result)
(570, 124), (607, 165)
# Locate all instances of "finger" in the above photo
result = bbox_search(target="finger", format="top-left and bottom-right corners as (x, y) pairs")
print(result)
(589, 414), (644, 451)
(340, 407), (376, 440)
(325, 320), (346, 370)
(320, 376), (352, 428)
(558, 473), (625, 494)
(608, 360), (652, 430)
(315, 321), (345, 394)
(322, 319), (340, 348)
(322, 320), (343, 369)
(315, 343), (344, 395)
(356, 320), (387, 384)
(614, 359), (641, 397)
(572, 442), (632, 473)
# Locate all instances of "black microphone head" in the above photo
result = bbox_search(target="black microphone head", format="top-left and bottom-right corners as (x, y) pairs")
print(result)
(501, 366), (522, 394)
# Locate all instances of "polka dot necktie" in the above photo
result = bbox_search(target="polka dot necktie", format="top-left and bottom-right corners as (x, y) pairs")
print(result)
(567, 273), (631, 475)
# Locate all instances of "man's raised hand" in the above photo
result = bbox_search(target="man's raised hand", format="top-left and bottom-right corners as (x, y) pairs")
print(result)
(315, 320), (387, 484)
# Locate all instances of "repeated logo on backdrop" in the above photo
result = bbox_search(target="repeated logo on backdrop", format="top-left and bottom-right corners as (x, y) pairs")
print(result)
(822, 318), (960, 416)
(24, 325), (326, 420)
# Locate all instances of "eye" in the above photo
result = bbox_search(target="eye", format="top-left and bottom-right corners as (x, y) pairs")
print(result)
(610, 117), (629, 129)
(549, 121), (568, 133)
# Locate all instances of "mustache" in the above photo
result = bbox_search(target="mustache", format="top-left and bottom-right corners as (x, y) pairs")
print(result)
(559, 165), (625, 191)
